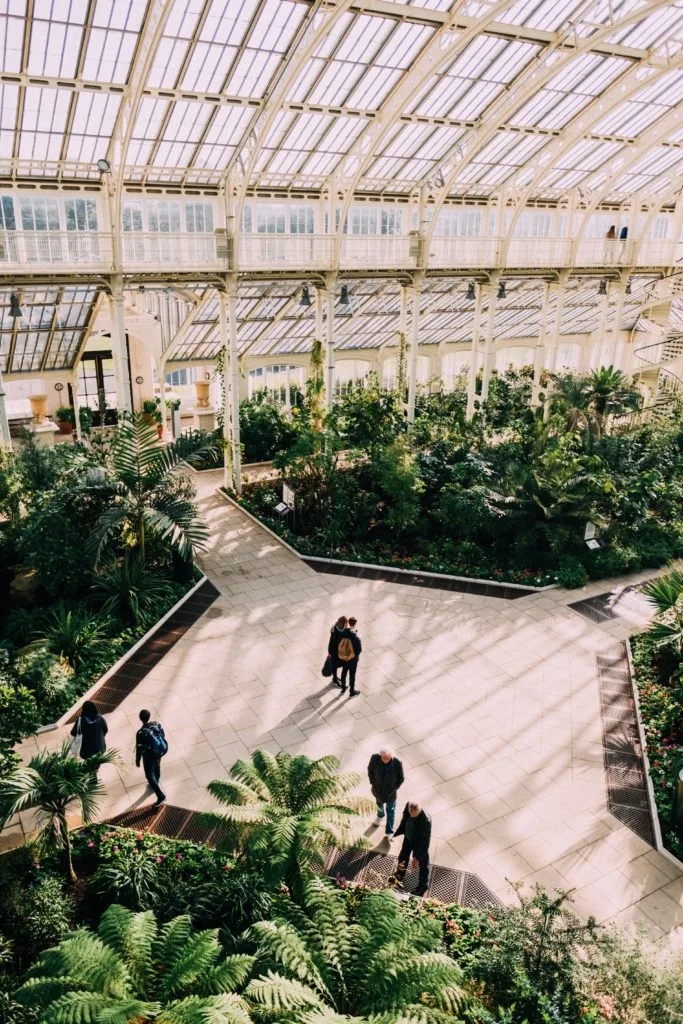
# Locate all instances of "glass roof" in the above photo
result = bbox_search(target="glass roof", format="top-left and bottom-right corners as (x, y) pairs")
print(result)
(0, 0), (681, 198)
(0, 285), (98, 373)
(161, 275), (654, 363)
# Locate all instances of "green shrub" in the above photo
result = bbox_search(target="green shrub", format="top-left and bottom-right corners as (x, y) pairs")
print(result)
(586, 544), (641, 580)
(239, 391), (298, 462)
(555, 556), (588, 589)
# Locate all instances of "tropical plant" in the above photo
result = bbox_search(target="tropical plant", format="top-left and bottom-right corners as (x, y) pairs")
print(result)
(642, 569), (683, 659)
(204, 750), (373, 891)
(14, 903), (254, 1024)
(246, 877), (468, 1022)
(307, 338), (325, 432)
(28, 601), (109, 671)
(584, 366), (641, 421)
(0, 742), (120, 881)
(239, 392), (298, 463)
(91, 555), (175, 626)
(80, 412), (215, 563)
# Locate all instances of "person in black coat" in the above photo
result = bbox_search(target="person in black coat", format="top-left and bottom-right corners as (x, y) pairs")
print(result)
(339, 617), (362, 697)
(70, 700), (108, 759)
(368, 748), (404, 836)
(327, 616), (347, 687)
(391, 801), (432, 896)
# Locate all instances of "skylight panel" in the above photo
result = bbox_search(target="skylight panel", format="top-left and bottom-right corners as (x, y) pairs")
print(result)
(412, 125), (464, 162)
(148, 35), (194, 91)
(224, 0), (304, 99)
(521, 0), (585, 30)
(181, 41), (239, 92)
(346, 66), (402, 109)
(312, 114), (364, 154)
(374, 21), (434, 69)
(0, 0), (23, 74)
(18, 86), (70, 164)
(192, 105), (251, 170)
(637, 69), (683, 106)
(593, 100), (665, 135)
(83, 0), (143, 84)
(66, 92), (120, 165)
(615, 5), (683, 49)
(448, 80), (504, 120)
(201, 0), (259, 46)
(27, 0), (86, 77)
(306, 61), (366, 106)
(336, 15), (392, 63)
(0, 84), (18, 160)
(227, 49), (281, 99)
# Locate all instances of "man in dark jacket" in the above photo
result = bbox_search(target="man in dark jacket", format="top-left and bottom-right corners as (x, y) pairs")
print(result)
(391, 801), (432, 896)
(368, 748), (404, 836)
(339, 617), (362, 697)
(135, 709), (167, 806)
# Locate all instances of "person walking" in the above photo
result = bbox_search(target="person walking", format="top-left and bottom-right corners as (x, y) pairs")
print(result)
(328, 615), (347, 687)
(70, 700), (108, 760)
(339, 616), (361, 697)
(135, 709), (168, 806)
(368, 747), (404, 836)
(390, 800), (432, 897)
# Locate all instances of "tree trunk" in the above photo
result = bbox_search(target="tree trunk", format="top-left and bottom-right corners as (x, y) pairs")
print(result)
(60, 812), (76, 883)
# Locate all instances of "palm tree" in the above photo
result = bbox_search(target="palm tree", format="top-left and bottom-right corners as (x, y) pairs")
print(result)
(584, 366), (641, 421)
(204, 750), (373, 892)
(246, 877), (468, 1023)
(15, 903), (254, 1024)
(546, 373), (594, 434)
(91, 554), (175, 626)
(82, 412), (216, 564)
(0, 741), (120, 881)
(643, 569), (683, 659)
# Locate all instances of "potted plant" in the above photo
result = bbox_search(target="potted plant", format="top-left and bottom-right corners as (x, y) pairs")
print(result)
(55, 406), (75, 434)
(142, 398), (163, 439)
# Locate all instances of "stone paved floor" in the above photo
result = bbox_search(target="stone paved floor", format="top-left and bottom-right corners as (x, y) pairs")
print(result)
(6, 470), (683, 951)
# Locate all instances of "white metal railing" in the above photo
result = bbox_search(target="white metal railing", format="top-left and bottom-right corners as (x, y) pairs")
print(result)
(0, 228), (682, 276)
(0, 229), (113, 268)
(339, 234), (414, 268)
(429, 236), (501, 268)
(238, 234), (332, 269)
(121, 232), (222, 270)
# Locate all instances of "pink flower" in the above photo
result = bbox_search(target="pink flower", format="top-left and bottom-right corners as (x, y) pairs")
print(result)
(112, 845), (119, 852)
(87, 842), (95, 848)
(156, 856), (163, 863)
(176, 853), (183, 860)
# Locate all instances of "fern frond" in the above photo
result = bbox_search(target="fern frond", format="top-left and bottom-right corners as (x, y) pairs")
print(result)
(98, 904), (156, 997)
(38, 991), (157, 1024)
(159, 993), (253, 1024)
(246, 972), (325, 1011)
(196, 955), (255, 996)
(157, 929), (222, 1001)
(207, 779), (262, 806)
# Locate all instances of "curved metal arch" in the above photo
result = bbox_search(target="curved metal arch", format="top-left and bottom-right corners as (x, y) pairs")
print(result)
(569, 101), (683, 234)
(331, 0), (516, 262)
(105, 0), (175, 250)
(219, 0), (357, 256)
(428, 1), (676, 253)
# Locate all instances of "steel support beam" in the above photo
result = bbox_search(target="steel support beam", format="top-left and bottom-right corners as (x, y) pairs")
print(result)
(108, 283), (132, 413)
(227, 276), (242, 493)
(407, 272), (423, 423)
(531, 283), (550, 408)
(466, 284), (483, 420)
(325, 272), (337, 411)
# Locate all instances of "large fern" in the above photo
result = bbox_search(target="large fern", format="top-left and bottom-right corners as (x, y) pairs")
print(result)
(78, 412), (216, 564)
(15, 904), (254, 1024)
(204, 750), (373, 893)
(246, 878), (468, 1023)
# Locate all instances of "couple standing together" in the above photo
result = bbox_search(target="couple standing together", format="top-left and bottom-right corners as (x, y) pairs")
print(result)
(327, 616), (362, 697)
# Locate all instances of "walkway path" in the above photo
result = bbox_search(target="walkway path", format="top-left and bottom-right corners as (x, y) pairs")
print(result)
(7, 469), (683, 949)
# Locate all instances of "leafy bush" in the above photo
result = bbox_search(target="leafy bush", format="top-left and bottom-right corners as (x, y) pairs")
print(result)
(239, 391), (298, 462)
(554, 556), (588, 589)
(586, 544), (641, 580)
(91, 555), (176, 627)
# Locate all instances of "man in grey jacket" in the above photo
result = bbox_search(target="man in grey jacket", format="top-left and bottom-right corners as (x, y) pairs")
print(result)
(367, 747), (404, 836)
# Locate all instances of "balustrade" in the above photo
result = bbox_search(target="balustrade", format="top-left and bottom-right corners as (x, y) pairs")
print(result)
(0, 227), (680, 276)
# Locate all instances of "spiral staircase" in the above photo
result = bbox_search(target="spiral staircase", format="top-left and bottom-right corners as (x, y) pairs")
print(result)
(623, 269), (683, 426)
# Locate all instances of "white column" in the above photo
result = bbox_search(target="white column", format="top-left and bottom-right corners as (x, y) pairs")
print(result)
(607, 285), (627, 370)
(0, 364), (11, 447)
(219, 290), (231, 491)
(227, 277), (242, 492)
(595, 286), (610, 368)
(71, 373), (82, 442)
(466, 284), (484, 419)
(480, 280), (499, 402)
(546, 278), (567, 376)
(325, 272), (337, 410)
(157, 360), (168, 438)
(531, 283), (550, 408)
(108, 283), (132, 413)
(407, 272), (423, 422)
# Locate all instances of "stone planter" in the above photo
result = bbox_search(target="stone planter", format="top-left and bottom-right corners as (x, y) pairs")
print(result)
(194, 380), (210, 408)
(29, 394), (48, 424)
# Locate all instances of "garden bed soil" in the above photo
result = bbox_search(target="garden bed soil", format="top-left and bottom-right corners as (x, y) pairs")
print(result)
(218, 488), (557, 594)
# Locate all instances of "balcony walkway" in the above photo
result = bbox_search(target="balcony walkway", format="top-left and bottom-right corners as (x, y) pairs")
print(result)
(1, 230), (681, 278)
(3, 470), (683, 949)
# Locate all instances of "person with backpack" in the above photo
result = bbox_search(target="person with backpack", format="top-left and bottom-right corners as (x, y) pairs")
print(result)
(338, 616), (361, 697)
(328, 615), (347, 687)
(135, 709), (168, 806)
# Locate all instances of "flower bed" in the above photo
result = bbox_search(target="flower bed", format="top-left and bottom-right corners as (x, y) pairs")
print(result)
(630, 633), (683, 861)
(231, 484), (559, 588)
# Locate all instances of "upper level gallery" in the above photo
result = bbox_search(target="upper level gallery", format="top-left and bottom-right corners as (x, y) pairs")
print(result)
(1, 191), (681, 277)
